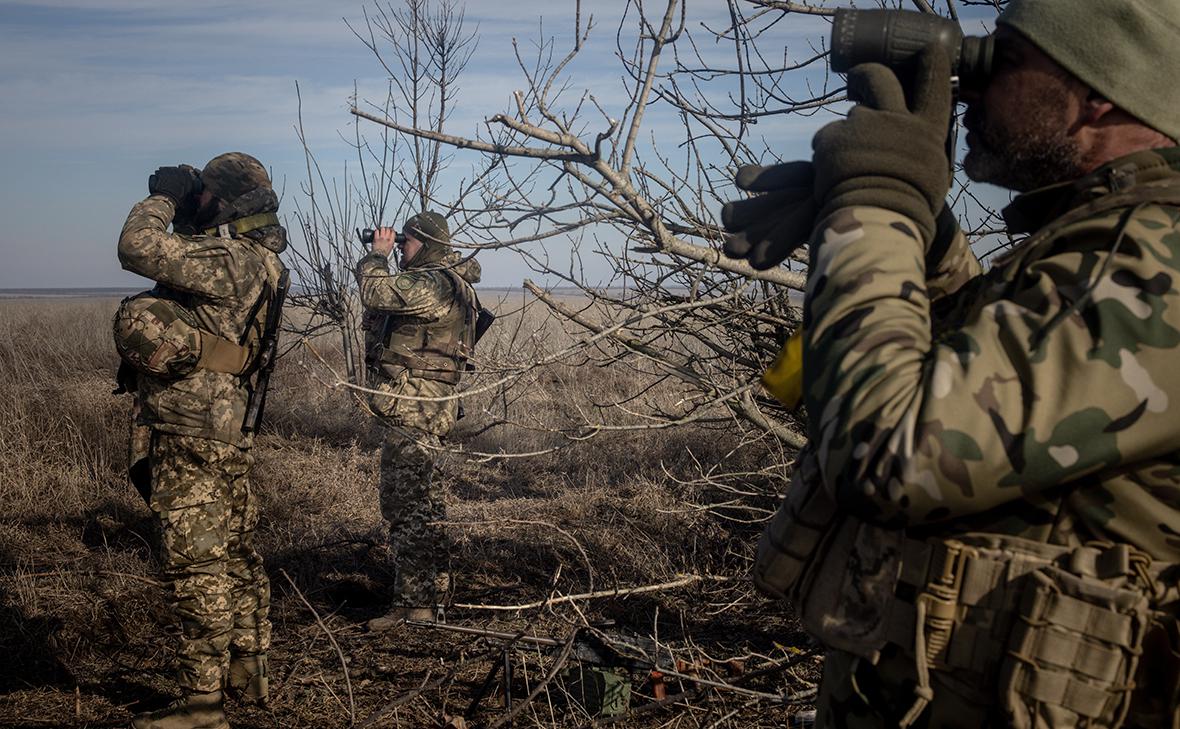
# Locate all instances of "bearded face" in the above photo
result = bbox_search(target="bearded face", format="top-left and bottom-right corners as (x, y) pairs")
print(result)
(962, 31), (1088, 192)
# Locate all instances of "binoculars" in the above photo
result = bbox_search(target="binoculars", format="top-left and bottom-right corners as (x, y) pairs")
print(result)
(359, 228), (407, 245)
(831, 8), (994, 91)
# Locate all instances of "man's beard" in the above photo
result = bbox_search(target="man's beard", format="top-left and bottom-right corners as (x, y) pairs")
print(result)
(963, 101), (1086, 193)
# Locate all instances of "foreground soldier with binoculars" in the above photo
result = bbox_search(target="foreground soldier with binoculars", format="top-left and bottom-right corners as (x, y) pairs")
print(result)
(726, 1), (1180, 727)
(114, 153), (288, 729)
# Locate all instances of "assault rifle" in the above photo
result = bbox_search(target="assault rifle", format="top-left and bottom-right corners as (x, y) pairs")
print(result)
(404, 621), (803, 704)
(242, 268), (290, 434)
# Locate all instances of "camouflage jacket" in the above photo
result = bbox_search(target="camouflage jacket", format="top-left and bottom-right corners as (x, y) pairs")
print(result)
(118, 194), (286, 446)
(355, 249), (481, 436)
(802, 148), (1180, 561)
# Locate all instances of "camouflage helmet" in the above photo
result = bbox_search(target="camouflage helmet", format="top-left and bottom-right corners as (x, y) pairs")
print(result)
(201, 152), (272, 202)
(403, 211), (451, 246)
(112, 294), (202, 379)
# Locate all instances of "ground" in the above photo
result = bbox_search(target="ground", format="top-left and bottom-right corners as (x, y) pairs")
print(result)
(0, 296), (817, 728)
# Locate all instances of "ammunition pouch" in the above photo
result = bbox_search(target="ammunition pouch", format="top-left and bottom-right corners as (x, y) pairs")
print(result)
(754, 450), (905, 661)
(379, 339), (471, 385)
(758, 469), (1178, 728)
(753, 450), (835, 600)
(113, 292), (260, 379)
(1001, 550), (1149, 729)
(367, 269), (479, 386)
(892, 535), (1159, 729)
(796, 527), (1170, 728)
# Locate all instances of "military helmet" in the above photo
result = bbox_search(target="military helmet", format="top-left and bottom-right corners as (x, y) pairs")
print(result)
(112, 294), (202, 379)
(201, 152), (272, 202)
(403, 211), (451, 246)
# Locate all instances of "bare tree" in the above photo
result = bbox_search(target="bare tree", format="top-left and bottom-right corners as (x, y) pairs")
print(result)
(285, 0), (480, 387)
(344, 0), (1009, 459)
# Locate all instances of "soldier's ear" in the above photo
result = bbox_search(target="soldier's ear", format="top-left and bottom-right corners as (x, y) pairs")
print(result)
(1079, 89), (1115, 127)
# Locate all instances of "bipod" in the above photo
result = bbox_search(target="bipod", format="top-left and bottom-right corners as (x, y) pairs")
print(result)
(464, 647), (515, 723)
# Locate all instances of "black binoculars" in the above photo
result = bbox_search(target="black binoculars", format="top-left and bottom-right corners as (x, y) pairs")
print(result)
(358, 228), (407, 245)
(831, 8), (994, 91)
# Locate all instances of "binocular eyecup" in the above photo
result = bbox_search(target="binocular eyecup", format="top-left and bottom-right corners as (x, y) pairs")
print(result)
(359, 228), (407, 245)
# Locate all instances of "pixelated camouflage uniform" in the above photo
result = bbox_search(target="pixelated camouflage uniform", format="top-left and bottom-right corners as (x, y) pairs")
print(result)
(356, 245), (480, 607)
(760, 149), (1180, 728)
(118, 184), (284, 693)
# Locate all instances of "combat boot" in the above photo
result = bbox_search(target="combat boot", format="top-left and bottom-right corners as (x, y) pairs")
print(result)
(367, 605), (438, 633)
(226, 652), (268, 705)
(130, 690), (229, 729)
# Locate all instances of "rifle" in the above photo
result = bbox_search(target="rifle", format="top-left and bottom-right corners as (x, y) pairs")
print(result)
(404, 621), (790, 700)
(242, 268), (290, 434)
(474, 306), (496, 344)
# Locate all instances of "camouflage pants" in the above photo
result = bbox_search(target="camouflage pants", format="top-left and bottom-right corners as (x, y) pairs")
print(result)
(376, 421), (445, 607)
(150, 432), (271, 693)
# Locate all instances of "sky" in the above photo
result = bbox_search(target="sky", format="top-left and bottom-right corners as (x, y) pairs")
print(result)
(0, 0), (998, 289)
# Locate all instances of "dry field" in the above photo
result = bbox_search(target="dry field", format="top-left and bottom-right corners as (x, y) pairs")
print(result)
(0, 295), (817, 728)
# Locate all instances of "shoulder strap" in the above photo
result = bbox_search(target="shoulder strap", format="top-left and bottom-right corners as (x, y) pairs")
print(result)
(443, 268), (479, 346)
(203, 211), (280, 238)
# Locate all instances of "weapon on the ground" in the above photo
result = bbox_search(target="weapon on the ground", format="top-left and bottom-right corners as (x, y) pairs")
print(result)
(358, 228), (407, 245)
(830, 8), (994, 91)
(242, 268), (290, 434)
(407, 621), (651, 668)
(403, 618), (802, 717)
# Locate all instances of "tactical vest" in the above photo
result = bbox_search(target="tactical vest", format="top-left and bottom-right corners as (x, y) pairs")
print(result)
(756, 179), (1180, 729)
(373, 269), (478, 386)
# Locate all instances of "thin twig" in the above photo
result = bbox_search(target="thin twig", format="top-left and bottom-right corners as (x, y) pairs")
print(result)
(280, 569), (355, 725)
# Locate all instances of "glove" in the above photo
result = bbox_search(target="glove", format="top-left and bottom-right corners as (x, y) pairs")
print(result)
(811, 46), (953, 246)
(721, 161), (816, 270)
(148, 165), (202, 205)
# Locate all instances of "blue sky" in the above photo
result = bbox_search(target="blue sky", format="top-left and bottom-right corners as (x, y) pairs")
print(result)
(0, 0), (998, 289)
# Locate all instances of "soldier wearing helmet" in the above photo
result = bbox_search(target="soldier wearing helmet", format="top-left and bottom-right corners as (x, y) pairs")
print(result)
(728, 0), (1180, 726)
(355, 211), (482, 631)
(115, 152), (287, 728)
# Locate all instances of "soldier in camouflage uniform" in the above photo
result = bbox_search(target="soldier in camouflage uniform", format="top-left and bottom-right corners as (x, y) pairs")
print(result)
(116, 153), (286, 729)
(729, 1), (1180, 727)
(354, 212), (480, 630)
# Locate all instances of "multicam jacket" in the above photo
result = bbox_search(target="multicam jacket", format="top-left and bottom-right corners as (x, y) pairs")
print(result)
(355, 249), (481, 436)
(118, 194), (286, 446)
(803, 148), (1180, 562)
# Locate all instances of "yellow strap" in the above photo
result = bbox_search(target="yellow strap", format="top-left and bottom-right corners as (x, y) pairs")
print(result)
(761, 327), (804, 409)
(197, 333), (253, 374)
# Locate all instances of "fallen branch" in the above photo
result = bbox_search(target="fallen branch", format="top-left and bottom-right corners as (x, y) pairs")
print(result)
(280, 569), (355, 724)
(452, 574), (731, 612)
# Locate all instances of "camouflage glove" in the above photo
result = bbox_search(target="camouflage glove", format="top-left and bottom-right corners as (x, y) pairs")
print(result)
(812, 46), (953, 245)
(721, 161), (816, 270)
(148, 165), (202, 206)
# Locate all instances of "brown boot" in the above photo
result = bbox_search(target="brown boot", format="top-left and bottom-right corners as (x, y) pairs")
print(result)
(130, 690), (229, 729)
(226, 652), (268, 705)
(367, 605), (437, 633)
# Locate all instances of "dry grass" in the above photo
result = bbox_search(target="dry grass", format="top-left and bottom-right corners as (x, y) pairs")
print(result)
(0, 296), (815, 728)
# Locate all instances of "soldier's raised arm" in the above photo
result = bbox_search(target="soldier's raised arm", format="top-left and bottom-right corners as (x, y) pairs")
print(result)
(355, 223), (478, 319)
(118, 166), (241, 300)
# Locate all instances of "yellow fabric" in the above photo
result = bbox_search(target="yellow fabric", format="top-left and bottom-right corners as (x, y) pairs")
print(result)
(762, 327), (804, 409)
